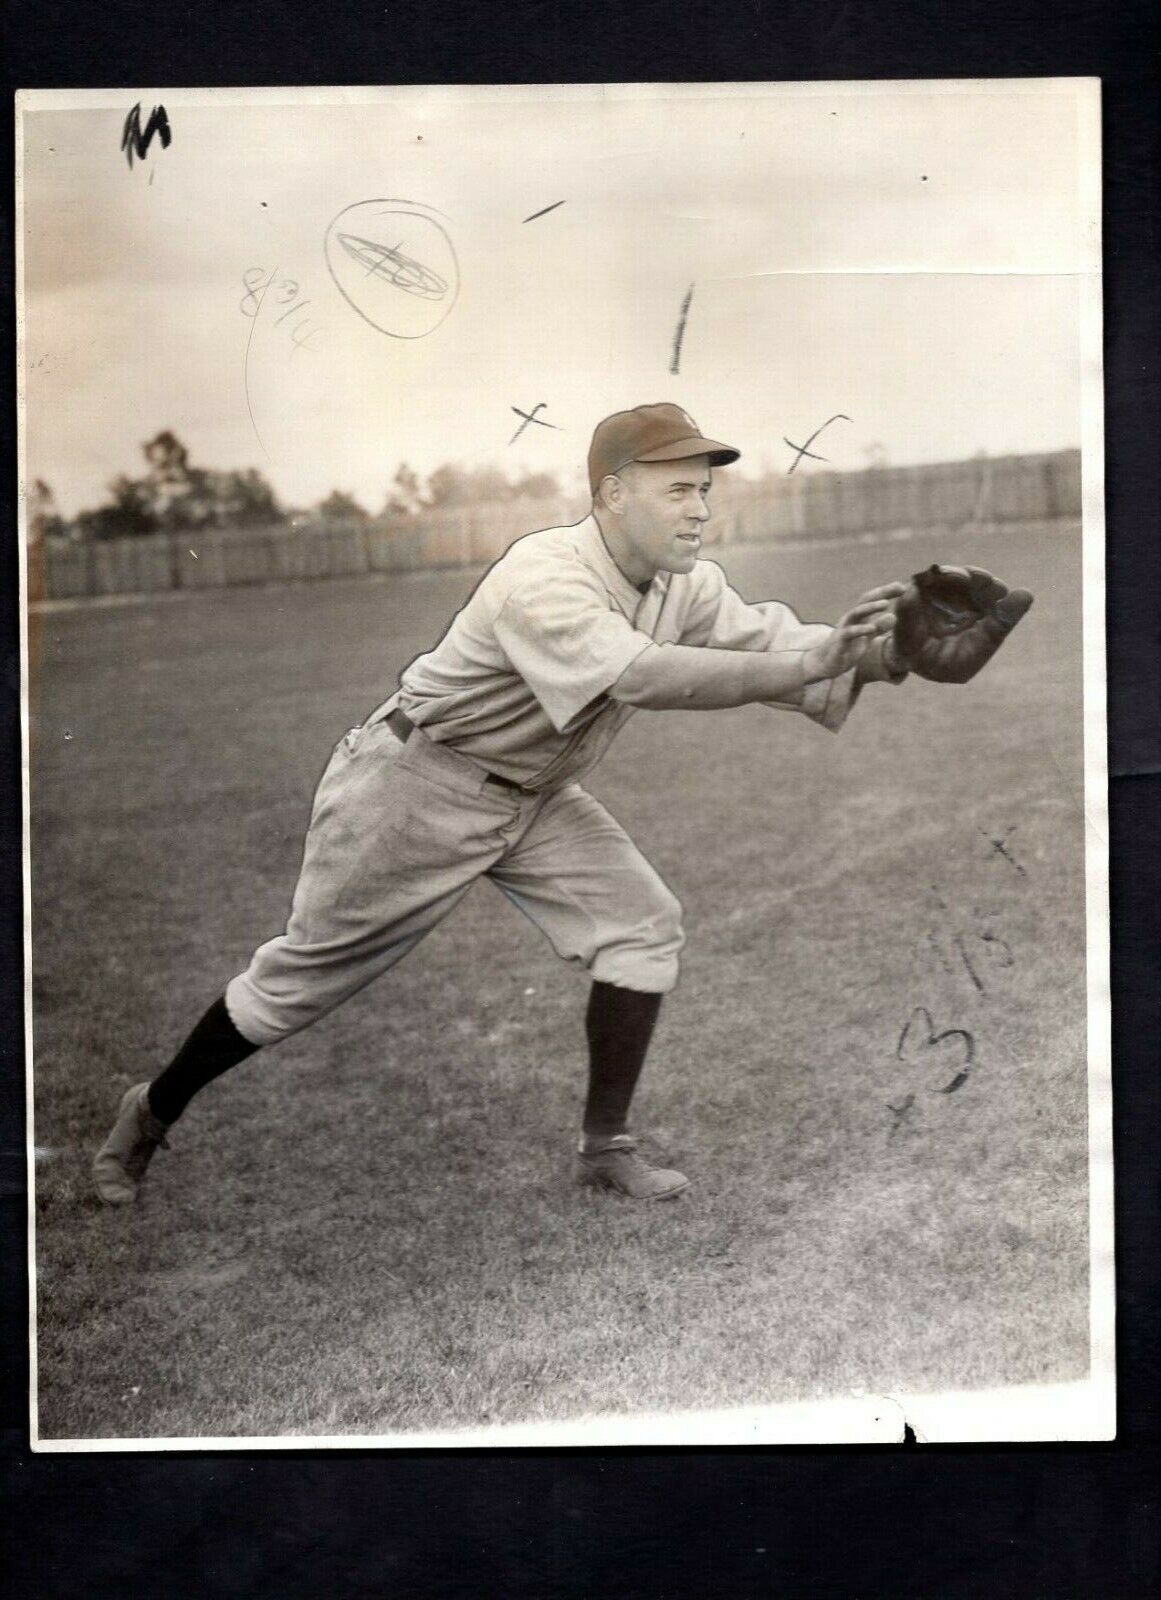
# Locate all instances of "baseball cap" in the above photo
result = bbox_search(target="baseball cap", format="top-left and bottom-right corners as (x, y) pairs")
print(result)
(587, 403), (741, 493)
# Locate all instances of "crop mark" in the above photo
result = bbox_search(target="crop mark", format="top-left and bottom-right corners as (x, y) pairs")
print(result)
(784, 414), (852, 474)
(670, 283), (695, 375)
(522, 200), (566, 224)
(509, 403), (560, 444)
(336, 232), (448, 301)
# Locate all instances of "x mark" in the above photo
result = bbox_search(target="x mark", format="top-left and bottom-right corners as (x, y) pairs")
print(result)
(509, 403), (560, 444)
(784, 413), (852, 474)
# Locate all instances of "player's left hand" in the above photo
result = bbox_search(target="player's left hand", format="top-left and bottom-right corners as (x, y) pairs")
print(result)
(890, 564), (1034, 684)
(802, 582), (906, 681)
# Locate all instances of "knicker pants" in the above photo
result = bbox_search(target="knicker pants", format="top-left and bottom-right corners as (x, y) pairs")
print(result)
(225, 712), (685, 1046)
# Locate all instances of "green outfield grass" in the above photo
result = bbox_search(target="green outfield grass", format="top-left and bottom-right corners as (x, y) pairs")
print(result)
(29, 519), (1091, 1440)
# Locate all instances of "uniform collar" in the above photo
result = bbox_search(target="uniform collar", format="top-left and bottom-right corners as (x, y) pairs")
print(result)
(575, 515), (669, 615)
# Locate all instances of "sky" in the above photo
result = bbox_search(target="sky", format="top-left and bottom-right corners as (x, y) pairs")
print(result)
(18, 82), (1098, 518)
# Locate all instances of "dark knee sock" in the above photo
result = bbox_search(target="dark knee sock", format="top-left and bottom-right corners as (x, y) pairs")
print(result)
(146, 996), (260, 1124)
(582, 980), (663, 1144)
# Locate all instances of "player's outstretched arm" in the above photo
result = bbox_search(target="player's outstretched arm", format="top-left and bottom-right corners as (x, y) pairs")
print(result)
(609, 583), (903, 712)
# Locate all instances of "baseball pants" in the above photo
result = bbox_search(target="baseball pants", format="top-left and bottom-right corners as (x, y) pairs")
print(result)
(225, 710), (685, 1046)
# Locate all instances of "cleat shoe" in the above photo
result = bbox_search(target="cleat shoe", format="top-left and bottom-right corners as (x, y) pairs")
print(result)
(575, 1134), (690, 1200)
(92, 1083), (171, 1206)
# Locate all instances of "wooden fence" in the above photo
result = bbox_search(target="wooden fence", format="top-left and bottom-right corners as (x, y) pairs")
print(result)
(33, 451), (1081, 603)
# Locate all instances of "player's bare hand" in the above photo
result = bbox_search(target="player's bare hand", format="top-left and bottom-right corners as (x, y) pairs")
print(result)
(802, 583), (905, 682)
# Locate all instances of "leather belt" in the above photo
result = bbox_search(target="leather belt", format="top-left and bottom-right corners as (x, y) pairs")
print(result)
(385, 707), (538, 796)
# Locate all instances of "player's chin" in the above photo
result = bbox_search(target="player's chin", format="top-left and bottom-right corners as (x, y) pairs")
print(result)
(671, 536), (703, 567)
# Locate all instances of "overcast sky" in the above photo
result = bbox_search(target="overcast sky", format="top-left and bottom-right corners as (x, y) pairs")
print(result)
(19, 82), (1098, 517)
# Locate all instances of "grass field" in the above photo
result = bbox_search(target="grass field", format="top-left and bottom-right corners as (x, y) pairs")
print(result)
(29, 519), (1091, 1441)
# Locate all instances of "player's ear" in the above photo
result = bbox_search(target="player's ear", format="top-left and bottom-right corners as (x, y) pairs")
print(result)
(599, 473), (627, 514)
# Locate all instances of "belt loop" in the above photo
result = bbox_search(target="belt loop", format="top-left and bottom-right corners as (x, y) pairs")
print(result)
(385, 707), (415, 745)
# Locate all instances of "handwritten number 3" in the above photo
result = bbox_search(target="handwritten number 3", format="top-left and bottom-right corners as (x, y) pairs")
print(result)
(896, 1006), (976, 1095)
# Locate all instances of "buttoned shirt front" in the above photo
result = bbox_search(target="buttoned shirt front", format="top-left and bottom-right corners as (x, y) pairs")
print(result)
(391, 515), (880, 790)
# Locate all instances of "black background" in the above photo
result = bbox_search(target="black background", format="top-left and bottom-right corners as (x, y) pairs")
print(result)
(2, 4), (1158, 1594)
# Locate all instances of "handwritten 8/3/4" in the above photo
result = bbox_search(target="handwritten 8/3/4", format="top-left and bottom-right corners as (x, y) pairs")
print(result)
(239, 269), (321, 353)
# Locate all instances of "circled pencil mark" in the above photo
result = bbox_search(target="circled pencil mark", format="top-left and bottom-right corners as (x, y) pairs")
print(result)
(324, 200), (460, 340)
(784, 414), (852, 474)
(336, 233), (448, 301)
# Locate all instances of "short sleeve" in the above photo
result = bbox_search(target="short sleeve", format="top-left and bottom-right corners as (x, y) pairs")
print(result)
(493, 576), (656, 733)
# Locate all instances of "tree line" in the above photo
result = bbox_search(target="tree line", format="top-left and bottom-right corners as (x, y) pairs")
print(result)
(29, 432), (565, 543)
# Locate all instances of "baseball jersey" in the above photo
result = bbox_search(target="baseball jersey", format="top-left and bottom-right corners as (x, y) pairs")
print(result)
(390, 514), (889, 791)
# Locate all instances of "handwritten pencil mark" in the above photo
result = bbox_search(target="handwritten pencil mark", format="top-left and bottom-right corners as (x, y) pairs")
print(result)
(929, 884), (983, 992)
(927, 884), (1018, 995)
(239, 269), (267, 319)
(887, 1093), (915, 1136)
(241, 266), (278, 461)
(896, 1006), (975, 1095)
(951, 931), (985, 993)
(290, 323), (321, 354)
(337, 233), (448, 301)
(977, 929), (1015, 968)
(509, 403), (560, 444)
(274, 298), (310, 326)
(523, 200), (566, 224)
(784, 414), (852, 474)
(325, 200), (460, 341)
(924, 928), (954, 977)
(979, 825), (1026, 876)
(669, 283), (695, 375)
(121, 103), (171, 169)
(241, 268), (322, 360)
(935, 1068), (972, 1095)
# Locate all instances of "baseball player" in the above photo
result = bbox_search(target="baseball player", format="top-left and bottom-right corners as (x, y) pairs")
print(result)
(93, 403), (1032, 1205)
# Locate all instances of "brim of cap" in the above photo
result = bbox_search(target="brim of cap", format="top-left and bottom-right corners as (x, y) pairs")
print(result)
(632, 434), (741, 469)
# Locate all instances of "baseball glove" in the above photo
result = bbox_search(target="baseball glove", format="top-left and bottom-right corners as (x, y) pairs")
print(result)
(890, 564), (1033, 684)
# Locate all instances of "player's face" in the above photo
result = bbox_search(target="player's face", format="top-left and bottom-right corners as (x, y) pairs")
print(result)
(613, 456), (713, 582)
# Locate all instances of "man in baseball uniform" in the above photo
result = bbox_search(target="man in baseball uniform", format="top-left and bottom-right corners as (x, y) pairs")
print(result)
(94, 403), (1031, 1205)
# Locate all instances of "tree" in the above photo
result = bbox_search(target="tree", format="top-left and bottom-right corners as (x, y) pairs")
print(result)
(141, 433), (283, 531)
(69, 431), (286, 537)
(424, 463), (474, 508)
(74, 474), (160, 540)
(315, 489), (370, 525)
(197, 470), (281, 529)
(510, 470), (559, 500)
(143, 430), (191, 480)
(28, 479), (66, 542)
(382, 462), (425, 518)
(424, 463), (547, 508)
(200, 469), (282, 528)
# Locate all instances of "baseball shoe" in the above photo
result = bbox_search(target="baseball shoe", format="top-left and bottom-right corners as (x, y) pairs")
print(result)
(92, 1082), (171, 1206)
(575, 1134), (690, 1200)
